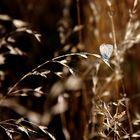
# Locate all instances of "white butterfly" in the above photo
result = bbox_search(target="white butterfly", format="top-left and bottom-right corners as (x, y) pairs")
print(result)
(99, 43), (113, 61)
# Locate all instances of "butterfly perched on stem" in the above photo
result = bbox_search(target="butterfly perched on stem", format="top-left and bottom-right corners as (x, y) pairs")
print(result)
(99, 43), (113, 69)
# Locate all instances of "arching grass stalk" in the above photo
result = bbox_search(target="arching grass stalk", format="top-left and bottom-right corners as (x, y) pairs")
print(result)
(0, 52), (104, 104)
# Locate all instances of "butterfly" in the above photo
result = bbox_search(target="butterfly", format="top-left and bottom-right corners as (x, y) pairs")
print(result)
(99, 43), (113, 62)
(99, 43), (113, 69)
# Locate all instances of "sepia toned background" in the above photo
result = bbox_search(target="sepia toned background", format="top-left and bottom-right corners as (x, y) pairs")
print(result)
(0, 0), (140, 139)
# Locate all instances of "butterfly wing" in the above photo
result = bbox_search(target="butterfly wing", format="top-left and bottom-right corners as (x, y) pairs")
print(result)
(99, 44), (113, 60)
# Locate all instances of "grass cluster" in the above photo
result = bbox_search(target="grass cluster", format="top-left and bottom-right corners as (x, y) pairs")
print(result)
(0, 0), (140, 140)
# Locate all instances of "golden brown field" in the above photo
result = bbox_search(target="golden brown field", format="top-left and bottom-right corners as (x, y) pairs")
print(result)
(0, 0), (140, 139)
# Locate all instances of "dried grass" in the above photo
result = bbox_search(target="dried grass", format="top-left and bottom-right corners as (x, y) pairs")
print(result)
(0, 0), (140, 140)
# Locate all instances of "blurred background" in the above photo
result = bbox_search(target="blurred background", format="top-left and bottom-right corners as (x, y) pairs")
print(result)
(0, 0), (140, 140)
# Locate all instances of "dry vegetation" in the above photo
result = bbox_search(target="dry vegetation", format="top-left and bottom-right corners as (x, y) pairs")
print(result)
(0, 0), (140, 140)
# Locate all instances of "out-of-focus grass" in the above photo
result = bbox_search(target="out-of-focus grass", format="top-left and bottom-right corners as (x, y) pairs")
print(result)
(0, 0), (140, 140)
